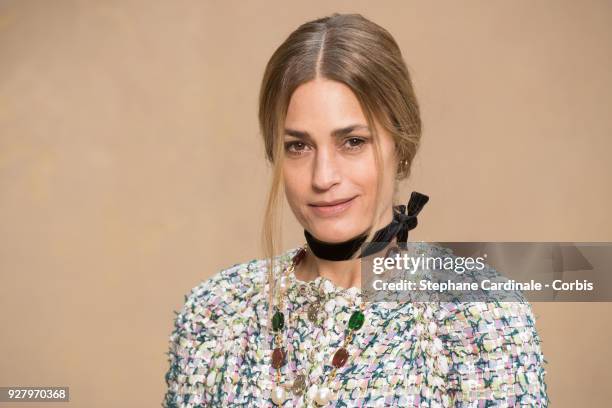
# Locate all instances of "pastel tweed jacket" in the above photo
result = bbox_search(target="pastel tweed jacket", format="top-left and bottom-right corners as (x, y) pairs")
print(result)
(163, 243), (549, 407)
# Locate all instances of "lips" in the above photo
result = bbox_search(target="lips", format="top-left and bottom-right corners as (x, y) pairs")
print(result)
(310, 197), (356, 207)
(308, 196), (357, 217)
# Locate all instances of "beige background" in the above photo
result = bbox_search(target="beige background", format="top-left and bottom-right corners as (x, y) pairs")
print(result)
(1, 0), (611, 406)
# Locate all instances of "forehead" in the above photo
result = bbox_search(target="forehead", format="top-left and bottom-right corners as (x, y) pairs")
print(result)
(285, 79), (367, 129)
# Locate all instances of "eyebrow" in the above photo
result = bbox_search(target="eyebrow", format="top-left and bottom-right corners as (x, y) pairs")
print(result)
(284, 124), (371, 140)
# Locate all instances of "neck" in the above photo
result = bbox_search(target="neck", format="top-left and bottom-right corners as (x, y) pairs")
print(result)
(296, 206), (395, 289)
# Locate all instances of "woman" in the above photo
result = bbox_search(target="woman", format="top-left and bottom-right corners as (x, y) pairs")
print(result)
(163, 13), (548, 407)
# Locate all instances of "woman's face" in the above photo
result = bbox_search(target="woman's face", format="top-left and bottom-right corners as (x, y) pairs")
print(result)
(282, 78), (399, 243)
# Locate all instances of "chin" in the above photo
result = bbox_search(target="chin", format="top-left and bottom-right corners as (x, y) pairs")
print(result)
(308, 219), (364, 243)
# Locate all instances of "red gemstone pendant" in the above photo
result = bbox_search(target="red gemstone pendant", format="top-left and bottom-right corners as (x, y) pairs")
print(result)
(332, 347), (349, 368)
(272, 347), (286, 369)
(294, 247), (307, 265)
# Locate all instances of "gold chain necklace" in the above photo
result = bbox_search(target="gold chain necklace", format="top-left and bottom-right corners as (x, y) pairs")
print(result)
(270, 244), (367, 406)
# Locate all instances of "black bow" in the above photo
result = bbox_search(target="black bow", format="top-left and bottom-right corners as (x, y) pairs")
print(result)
(393, 191), (429, 249)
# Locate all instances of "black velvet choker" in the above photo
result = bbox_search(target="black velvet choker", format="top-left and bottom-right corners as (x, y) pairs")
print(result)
(303, 191), (429, 261)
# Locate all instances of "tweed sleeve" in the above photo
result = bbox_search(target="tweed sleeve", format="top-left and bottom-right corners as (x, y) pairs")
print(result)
(161, 260), (265, 407)
(162, 281), (221, 408)
(444, 301), (549, 407)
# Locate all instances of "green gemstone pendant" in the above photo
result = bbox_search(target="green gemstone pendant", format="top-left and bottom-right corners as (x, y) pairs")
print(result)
(272, 311), (285, 331)
(348, 310), (365, 330)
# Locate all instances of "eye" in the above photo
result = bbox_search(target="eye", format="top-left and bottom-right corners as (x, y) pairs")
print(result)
(284, 141), (309, 155)
(343, 137), (367, 150)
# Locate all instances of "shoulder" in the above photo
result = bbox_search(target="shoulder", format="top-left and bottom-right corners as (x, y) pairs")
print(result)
(421, 241), (541, 338)
(168, 245), (301, 344)
(440, 300), (541, 348)
(173, 253), (276, 338)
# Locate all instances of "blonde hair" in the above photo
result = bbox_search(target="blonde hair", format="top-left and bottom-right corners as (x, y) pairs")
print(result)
(257, 13), (422, 320)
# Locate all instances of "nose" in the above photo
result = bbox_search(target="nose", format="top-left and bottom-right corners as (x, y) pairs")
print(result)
(311, 147), (341, 191)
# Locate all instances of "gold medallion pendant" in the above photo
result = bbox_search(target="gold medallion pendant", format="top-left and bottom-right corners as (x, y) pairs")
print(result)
(307, 301), (320, 323)
(291, 373), (306, 395)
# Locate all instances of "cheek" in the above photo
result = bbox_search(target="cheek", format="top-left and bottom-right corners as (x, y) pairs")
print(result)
(348, 149), (396, 205)
(283, 167), (308, 210)
(348, 156), (378, 194)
